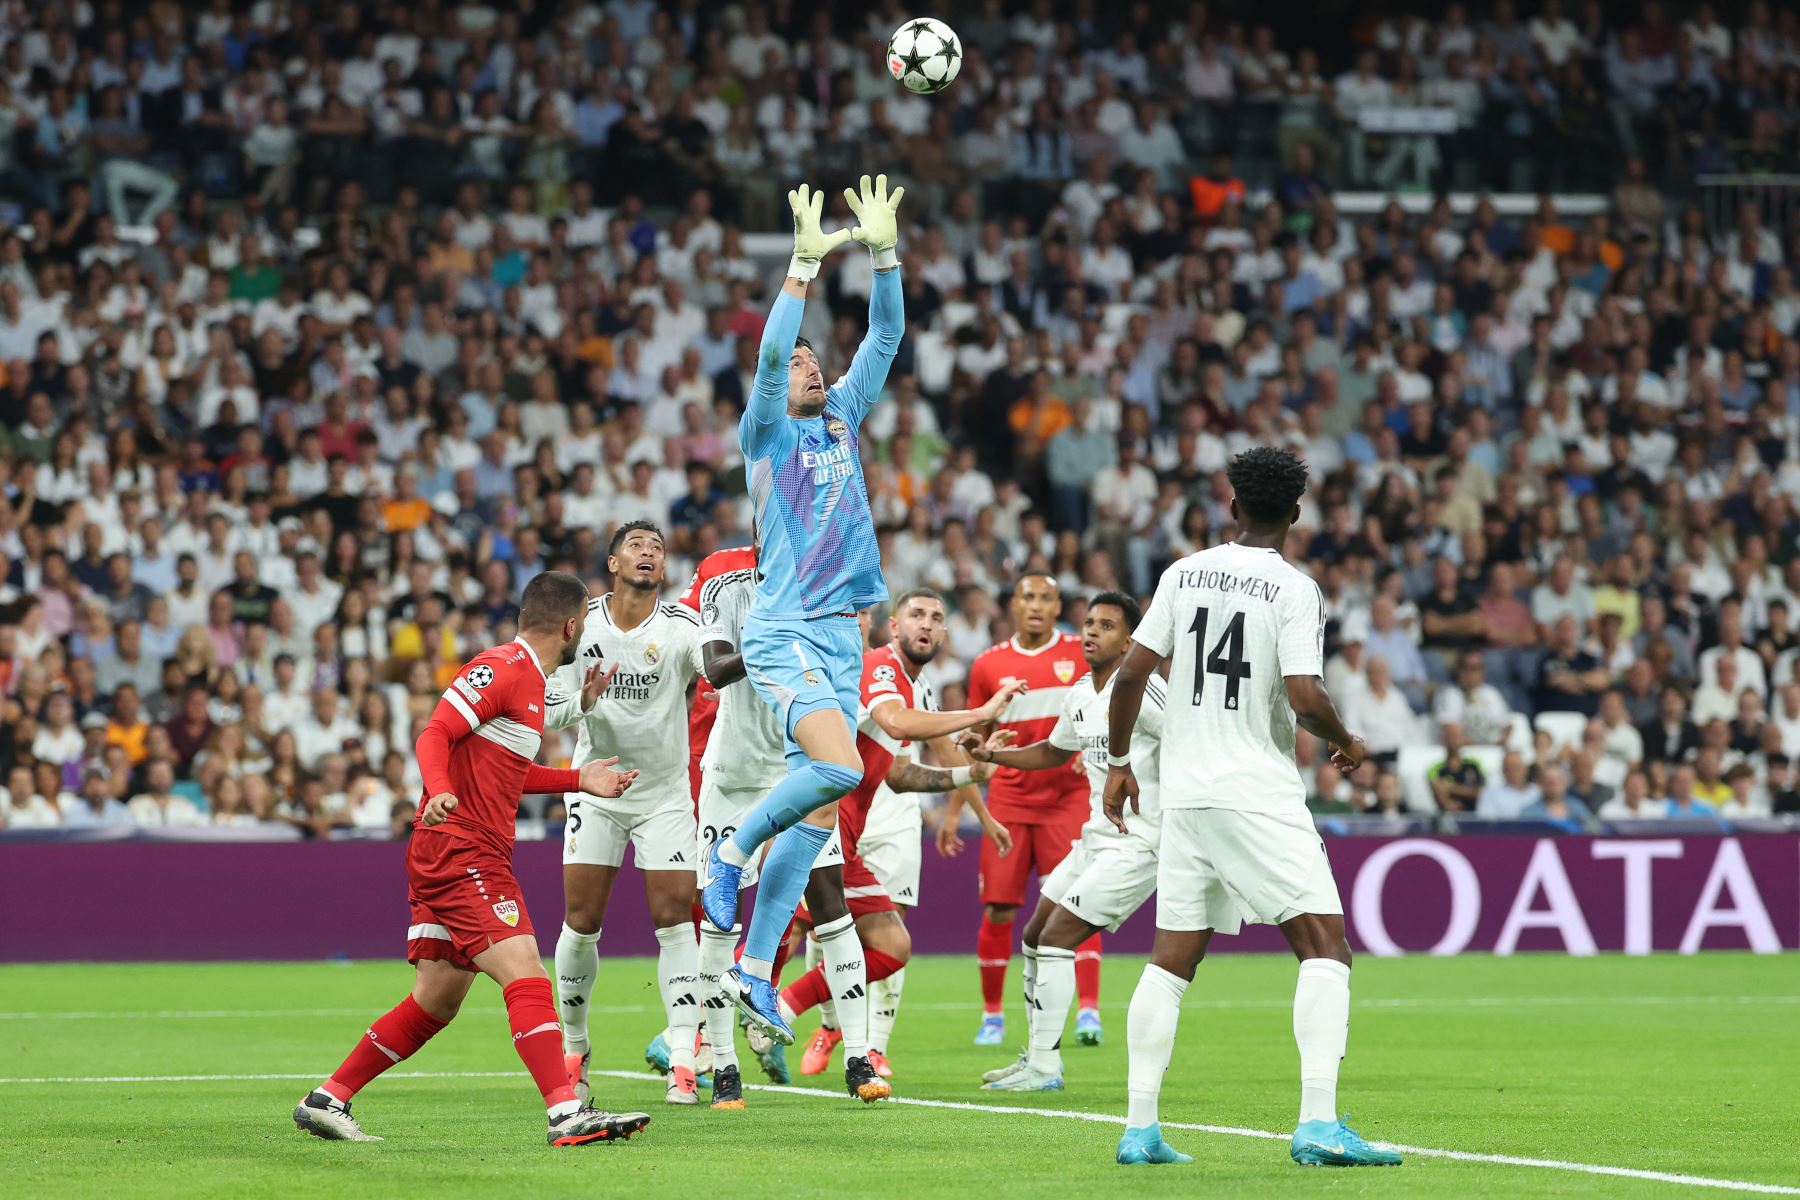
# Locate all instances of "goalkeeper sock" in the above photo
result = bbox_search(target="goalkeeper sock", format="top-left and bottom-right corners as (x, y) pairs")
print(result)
(1294, 958), (1350, 1126)
(552, 923), (600, 1053)
(502, 976), (578, 1114)
(740, 822), (833, 971)
(1126, 964), (1187, 1129)
(322, 994), (446, 1101)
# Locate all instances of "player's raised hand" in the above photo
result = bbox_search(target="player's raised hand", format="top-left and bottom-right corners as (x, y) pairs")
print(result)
(1330, 734), (1368, 772)
(934, 813), (965, 858)
(580, 661), (619, 711)
(420, 791), (459, 826)
(975, 679), (1029, 723)
(786, 183), (852, 282)
(844, 173), (904, 268)
(1102, 765), (1139, 835)
(578, 756), (639, 798)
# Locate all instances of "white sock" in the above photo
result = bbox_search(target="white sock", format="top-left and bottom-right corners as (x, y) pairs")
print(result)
(654, 924), (701, 1075)
(807, 933), (839, 1030)
(553, 923), (601, 1053)
(548, 1098), (582, 1119)
(1126, 963), (1187, 1129)
(869, 965), (904, 1054)
(738, 955), (772, 980)
(698, 920), (741, 1070)
(719, 839), (751, 869)
(815, 914), (868, 1060)
(1028, 946), (1073, 1075)
(1294, 958), (1350, 1126)
(1020, 943), (1039, 1027)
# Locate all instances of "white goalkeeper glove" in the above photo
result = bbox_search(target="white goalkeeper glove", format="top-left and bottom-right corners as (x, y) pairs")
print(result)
(785, 183), (852, 282)
(844, 173), (905, 270)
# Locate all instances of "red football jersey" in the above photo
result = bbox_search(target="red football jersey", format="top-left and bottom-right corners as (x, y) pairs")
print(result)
(838, 643), (926, 852)
(966, 633), (1090, 825)
(678, 546), (759, 772)
(414, 639), (557, 858)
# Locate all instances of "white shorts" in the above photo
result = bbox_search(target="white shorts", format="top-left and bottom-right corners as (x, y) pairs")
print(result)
(857, 827), (921, 907)
(696, 774), (769, 889)
(1041, 830), (1157, 933)
(562, 793), (694, 873)
(1155, 807), (1342, 935)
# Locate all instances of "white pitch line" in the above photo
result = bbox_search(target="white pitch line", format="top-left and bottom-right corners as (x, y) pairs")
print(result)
(0, 994), (1794, 1021)
(1, 1067), (1793, 1196)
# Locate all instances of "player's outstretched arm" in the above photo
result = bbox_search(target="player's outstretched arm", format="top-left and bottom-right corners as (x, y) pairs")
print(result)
(955, 729), (1072, 772)
(700, 639), (745, 686)
(833, 174), (907, 421)
(870, 677), (1026, 743)
(743, 184), (850, 442)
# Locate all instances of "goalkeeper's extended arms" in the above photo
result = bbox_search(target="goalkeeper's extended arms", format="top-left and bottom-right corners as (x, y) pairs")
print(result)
(785, 182), (851, 283)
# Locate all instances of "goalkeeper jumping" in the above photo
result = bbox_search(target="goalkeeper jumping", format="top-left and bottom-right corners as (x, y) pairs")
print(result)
(700, 175), (905, 1044)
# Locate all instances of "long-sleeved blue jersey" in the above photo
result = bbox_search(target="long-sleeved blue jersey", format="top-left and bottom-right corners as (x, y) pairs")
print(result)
(740, 269), (903, 620)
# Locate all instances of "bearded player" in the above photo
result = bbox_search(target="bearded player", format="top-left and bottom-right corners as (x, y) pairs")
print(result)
(294, 572), (648, 1147)
(781, 591), (1018, 1087)
(700, 175), (908, 1045)
(544, 522), (710, 1107)
(960, 592), (1163, 1093)
(960, 574), (1096, 1047)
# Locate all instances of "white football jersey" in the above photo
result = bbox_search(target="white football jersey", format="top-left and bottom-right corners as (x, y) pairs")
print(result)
(697, 568), (787, 790)
(546, 595), (706, 808)
(1048, 667), (1165, 844)
(1134, 541), (1325, 813)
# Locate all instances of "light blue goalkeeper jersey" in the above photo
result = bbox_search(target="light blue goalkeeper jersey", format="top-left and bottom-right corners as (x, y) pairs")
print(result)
(739, 269), (903, 620)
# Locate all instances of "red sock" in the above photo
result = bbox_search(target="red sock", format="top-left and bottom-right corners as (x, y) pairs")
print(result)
(977, 914), (1013, 1015)
(771, 919), (796, 985)
(779, 966), (831, 1017)
(1074, 932), (1102, 1009)
(323, 994), (447, 1101)
(690, 902), (704, 938)
(503, 976), (577, 1109)
(865, 947), (904, 984)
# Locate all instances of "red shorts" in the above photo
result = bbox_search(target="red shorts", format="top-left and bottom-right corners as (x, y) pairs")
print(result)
(978, 817), (1084, 907)
(405, 830), (536, 970)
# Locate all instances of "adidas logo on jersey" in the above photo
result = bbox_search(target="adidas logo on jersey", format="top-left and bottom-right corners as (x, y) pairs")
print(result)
(583, 644), (604, 660)
(669, 851), (686, 863)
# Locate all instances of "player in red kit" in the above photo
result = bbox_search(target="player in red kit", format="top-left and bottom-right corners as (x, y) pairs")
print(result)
(293, 572), (649, 1148)
(678, 546), (758, 798)
(959, 574), (1101, 1048)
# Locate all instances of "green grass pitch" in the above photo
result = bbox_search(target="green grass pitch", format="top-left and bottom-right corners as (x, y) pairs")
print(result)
(3, 953), (1796, 1198)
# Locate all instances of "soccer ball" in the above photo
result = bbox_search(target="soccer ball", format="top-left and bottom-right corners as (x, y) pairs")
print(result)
(887, 17), (961, 95)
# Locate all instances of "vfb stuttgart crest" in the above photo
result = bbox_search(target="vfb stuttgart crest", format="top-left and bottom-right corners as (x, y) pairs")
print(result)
(491, 899), (520, 927)
(644, 642), (661, 666)
(1053, 659), (1076, 683)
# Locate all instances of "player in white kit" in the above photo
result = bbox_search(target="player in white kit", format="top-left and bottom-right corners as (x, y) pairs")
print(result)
(544, 521), (710, 1108)
(958, 592), (1163, 1093)
(1103, 448), (1402, 1169)
(690, 553), (792, 1104)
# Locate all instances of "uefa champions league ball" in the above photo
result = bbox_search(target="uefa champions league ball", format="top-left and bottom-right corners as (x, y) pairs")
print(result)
(888, 17), (962, 95)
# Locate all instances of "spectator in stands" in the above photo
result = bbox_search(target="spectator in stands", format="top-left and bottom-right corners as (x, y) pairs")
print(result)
(1535, 615), (1609, 716)
(128, 759), (203, 827)
(1344, 655), (1416, 767)
(1427, 733), (1486, 813)
(61, 765), (131, 828)
(1362, 593), (1428, 708)
(1522, 764), (1597, 832)
(1663, 764), (1717, 818)
(1477, 750), (1541, 818)
(1598, 769), (1662, 821)
(1434, 650), (1514, 747)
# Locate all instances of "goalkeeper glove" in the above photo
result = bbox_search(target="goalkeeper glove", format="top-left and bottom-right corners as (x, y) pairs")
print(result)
(844, 173), (905, 270)
(785, 183), (851, 282)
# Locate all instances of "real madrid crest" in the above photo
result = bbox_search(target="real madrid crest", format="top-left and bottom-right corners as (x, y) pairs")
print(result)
(826, 417), (848, 440)
(644, 643), (661, 666)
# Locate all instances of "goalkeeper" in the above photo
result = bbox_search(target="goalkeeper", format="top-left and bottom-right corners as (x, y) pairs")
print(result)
(700, 176), (906, 1044)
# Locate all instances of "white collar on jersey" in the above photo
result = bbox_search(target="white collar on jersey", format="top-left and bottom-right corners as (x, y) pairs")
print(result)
(514, 637), (546, 679)
(1008, 633), (1068, 658)
(598, 591), (657, 635)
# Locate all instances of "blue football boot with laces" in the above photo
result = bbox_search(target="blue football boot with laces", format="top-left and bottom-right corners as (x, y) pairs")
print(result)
(1116, 1124), (1192, 1165)
(1289, 1116), (1403, 1167)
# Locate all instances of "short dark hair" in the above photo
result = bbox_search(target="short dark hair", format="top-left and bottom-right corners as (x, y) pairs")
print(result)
(518, 570), (588, 632)
(1226, 446), (1309, 526)
(608, 519), (664, 558)
(891, 587), (945, 613)
(1088, 590), (1141, 630)
(793, 336), (814, 355)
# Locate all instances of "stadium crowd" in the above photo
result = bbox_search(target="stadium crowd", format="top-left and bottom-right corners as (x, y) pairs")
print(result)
(3, 0), (1800, 836)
